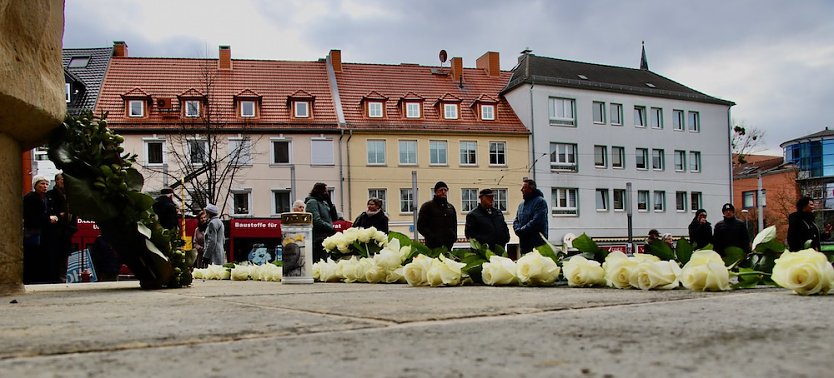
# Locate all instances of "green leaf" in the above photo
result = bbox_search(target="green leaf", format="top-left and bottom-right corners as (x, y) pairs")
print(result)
(645, 240), (675, 261)
(126, 191), (155, 212)
(534, 243), (560, 263)
(571, 233), (599, 253)
(675, 238), (693, 265)
(124, 168), (145, 192)
(63, 173), (120, 222)
(137, 221), (152, 239)
(723, 246), (747, 267)
(754, 239), (786, 254)
(145, 239), (169, 262)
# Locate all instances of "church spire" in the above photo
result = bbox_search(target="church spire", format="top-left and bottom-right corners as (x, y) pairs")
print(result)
(640, 41), (649, 70)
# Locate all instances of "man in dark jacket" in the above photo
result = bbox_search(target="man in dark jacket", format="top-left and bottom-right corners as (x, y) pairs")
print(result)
(152, 188), (179, 230)
(46, 173), (77, 283)
(688, 209), (712, 249)
(513, 179), (549, 254)
(305, 182), (337, 262)
(712, 203), (750, 257)
(787, 196), (831, 251)
(417, 181), (457, 250)
(465, 189), (510, 251)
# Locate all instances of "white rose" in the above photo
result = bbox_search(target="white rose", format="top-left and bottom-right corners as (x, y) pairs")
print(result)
(385, 267), (405, 283)
(337, 257), (363, 283)
(322, 235), (337, 252)
(398, 246), (412, 263)
(629, 260), (681, 290)
(680, 250), (730, 291)
(204, 265), (225, 280)
(481, 255), (518, 286)
(363, 259), (387, 283)
(357, 227), (373, 243)
(231, 265), (252, 281)
(192, 268), (205, 279)
(264, 264), (282, 282)
(751, 225), (777, 251)
(687, 249), (724, 266)
(343, 228), (360, 244)
(562, 255), (606, 287)
(426, 255), (465, 286)
(772, 249), (834, 295)
(316, 258), (341, 282)
(373, 230), (388, 246)
(603, 253), (638, 289)
(631, 253), (660, 263)
(373, 248), (403, 271)
(403, 254), (433, 286)
(249, 265), (264, 281)
(517, 251), (560, 286)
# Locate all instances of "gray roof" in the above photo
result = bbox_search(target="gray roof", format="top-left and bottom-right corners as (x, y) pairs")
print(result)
(63, 47), (113, 115)
(780, 128), (834, 147)
(502, 54), (735, 106)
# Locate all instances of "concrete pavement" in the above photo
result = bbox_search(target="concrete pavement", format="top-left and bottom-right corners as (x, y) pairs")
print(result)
(1, 280), (832, 377)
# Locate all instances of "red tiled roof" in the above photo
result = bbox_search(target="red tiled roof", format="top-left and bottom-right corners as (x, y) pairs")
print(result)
(97, 57), (339, 130)
(335, 63), (527, 134)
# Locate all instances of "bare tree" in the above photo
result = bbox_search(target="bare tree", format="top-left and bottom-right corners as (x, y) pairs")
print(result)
(731, 120), (766, 165)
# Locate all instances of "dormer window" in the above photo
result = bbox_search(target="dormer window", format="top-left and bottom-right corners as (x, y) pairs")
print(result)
(406, 102), (421, 118)
(294, 101), (310, 118)
(480, 104), (495, 120)
(67, 56), (90, 68)
(129, 100), (144, 117)
(241, 101), (256, 117)
(184, 100), (200, 117)
(65, 83), (71, 103)
(443, 103), (459, 119)
(368, 102), (383, 118)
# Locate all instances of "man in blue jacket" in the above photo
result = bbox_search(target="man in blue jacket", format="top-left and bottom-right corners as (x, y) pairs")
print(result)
(513, 179), (548, 253)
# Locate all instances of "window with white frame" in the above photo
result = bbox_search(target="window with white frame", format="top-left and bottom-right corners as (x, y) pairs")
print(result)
(272, 139), (291, 164)
(688, 111), (700, 132)
(552, 188), (578, 215)
(613, 189), (626, 211)
(443, 103), (459, 119)
(399, 140), (417, 165)
(550, 142), (578, 171)
(691, 192), (703, 211)
(229, 138), (252, 166)
(674, 150), (686, 171)
(273, 190), (291, 214)
(637, 190), (650, 211)
(65, 83), (71, 103)
(636, 148), (648, 170)
(368, 188), (387, 211)
(652, 149), (664, 170)
(480, 104), (495, 120)
(594, 145), (607, 168)
(406, 102), (421, 118)
(612, 146), (625, 169)
(429, 140), (447, 165)
(311, 139), (334, 165)
(460, 141), (477, 165)
(188, 140), (208, 165)
(461, 188), (478, 212)
(129, 100), (144, 117)
(654, 191), (666, 212)
(634, 106), (646, 127)
(145, 140), (164, 166)
(493, 188), (508, 212)
(241, 101), (256, 117)
(673, 109), (684, 131)
(232, 191), (251, 216)
(610, 103), (623, 125)
(690, 151), (701, 172)
(368, 102), (383, 118)
(650, 107), (663, 129)
(596, 188), (609, 211)
(593, 101), (606, 124)
(548, 97), (576, 126)
(676, 191), (687, 212)
(399, 188), (415, 213)
(367, 140), (386, 165)
(489, 141), (506, 165)
(185, 100), (200, 117)
(742, 191), (755, 208)
(294, 101), (310, 118)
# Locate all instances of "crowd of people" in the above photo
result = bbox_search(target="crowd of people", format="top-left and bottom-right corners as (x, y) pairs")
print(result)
(22, 174), (76, 284)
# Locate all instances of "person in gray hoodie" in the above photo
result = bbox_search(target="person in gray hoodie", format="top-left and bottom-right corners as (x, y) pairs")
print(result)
(202, 204), (226, 265)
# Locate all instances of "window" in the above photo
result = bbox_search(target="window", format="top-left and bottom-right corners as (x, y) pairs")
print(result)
(593, 101), (606, 124)
(368, 189), (387, 212)
(399, 188), (415, 213)
(673, 109), (685, 131)
(489, 142), (506, 165)
(691, 192), (703, 211)
(743, 191), (755, 209)
(594, 145), (607, 168)
(610, 103), (623, 125)
(548, 97), (576, 126)
(399, 140), (417, 165)
(461, 188), (478, 212)
(596, 189), (609, 211)
(650, 107), (663, 129)
(229, 138), (252, 166)
(443, 103), (459, 119)
(637, 190), (650, 211)
(688, 111), (700, 132)
(188, 140), (207, 164)
(612, 146), (625, 169)
(241, 101), (256, 117)
(636, 148), (648, 170)
(460, 141), (477, 165)
(185, 100), (200, 118)
(273, 190), (291, 214)
(676, 191), (687, 212)
(311, 139), (334, 165)
(129, 100), (144, 117)
(368, 140), (386, 165)
(233, 191), (251, 216)
(613, 189), (626, 211)
(654, 191), (666, 212)
(272, 139), (291, 164)
(481, 104), (495, 120)
(429, 140), (447, 165)
(674, 150), (686, 171)
(65, 83), (71, 103)
(406, 102), (421, 118)
(690, 151), (701, 172)
(368, 102), (383, 118)
(634, 106), (646, 127)
(294, 101), (310, 118)
(652, 149), (664, 170)
(68, 56), (90, 68)
(145, 140), (164, 165)
(550, 142), (578, 171)
(552, 188), (578, 216)
(493, 188), (508, 212)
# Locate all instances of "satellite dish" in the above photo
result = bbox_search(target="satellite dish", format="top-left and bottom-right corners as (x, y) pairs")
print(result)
(439, 49), (448, 64)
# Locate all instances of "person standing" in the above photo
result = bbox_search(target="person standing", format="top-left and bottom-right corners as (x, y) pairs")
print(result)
(153, 188), (179, 230)
(46, 173), (77, 283)
(513, 179), (548, 254)
(291, 200), (306, 213)
(305, 183), (337, 262)
(465, 189), (510, 251)
(353, 198), (389, 233)
(787, 196), (832, 251)
(23, 176), (57, 284)
(417, 181), (457, 250)
(202, 204), (226, 266)
(192, 210), (208, 268)
(688, 209), (712, 249)
(712, 203), (750, 257)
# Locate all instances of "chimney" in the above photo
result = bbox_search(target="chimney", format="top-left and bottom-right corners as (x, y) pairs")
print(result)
(450, 57), (463, 83)
(113, 41), (128, 57)
(476, 51), (500, 77)
(328, 49), (342, 72)
(219, 45), (232, 70)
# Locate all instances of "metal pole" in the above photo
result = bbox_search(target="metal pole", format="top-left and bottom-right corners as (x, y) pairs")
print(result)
(412, 171), (418, 242)
(626, 182), (633, 254)
(757, 174), (764, 232)
(290, 164), (296, 203)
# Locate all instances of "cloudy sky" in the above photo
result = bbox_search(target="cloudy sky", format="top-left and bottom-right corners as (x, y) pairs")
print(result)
(63, 0), (834, 155)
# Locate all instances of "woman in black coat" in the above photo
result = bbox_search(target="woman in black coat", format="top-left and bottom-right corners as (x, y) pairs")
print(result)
(688, 209), (712, 249)
(787, 196), (831, 251)
(352, 198), (389, 233)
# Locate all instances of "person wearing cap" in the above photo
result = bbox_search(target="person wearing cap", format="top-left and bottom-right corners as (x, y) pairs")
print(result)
(417, 181), (457, 250)
(513, 179), (548, 254)
(46, 173), (77, 283)
(787, 196), (831, 251)
(688, 209), (712, 249)
(352, 198), (389, 233)
(465, 188), (510, 251)
(305, 183), (337, 261)
(152, 187), (179, 230)
(712, 203), (750, 257)
(646, 229), (661, 245)
(23, 176), (57, 283)
(202, 203), (226, 265)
